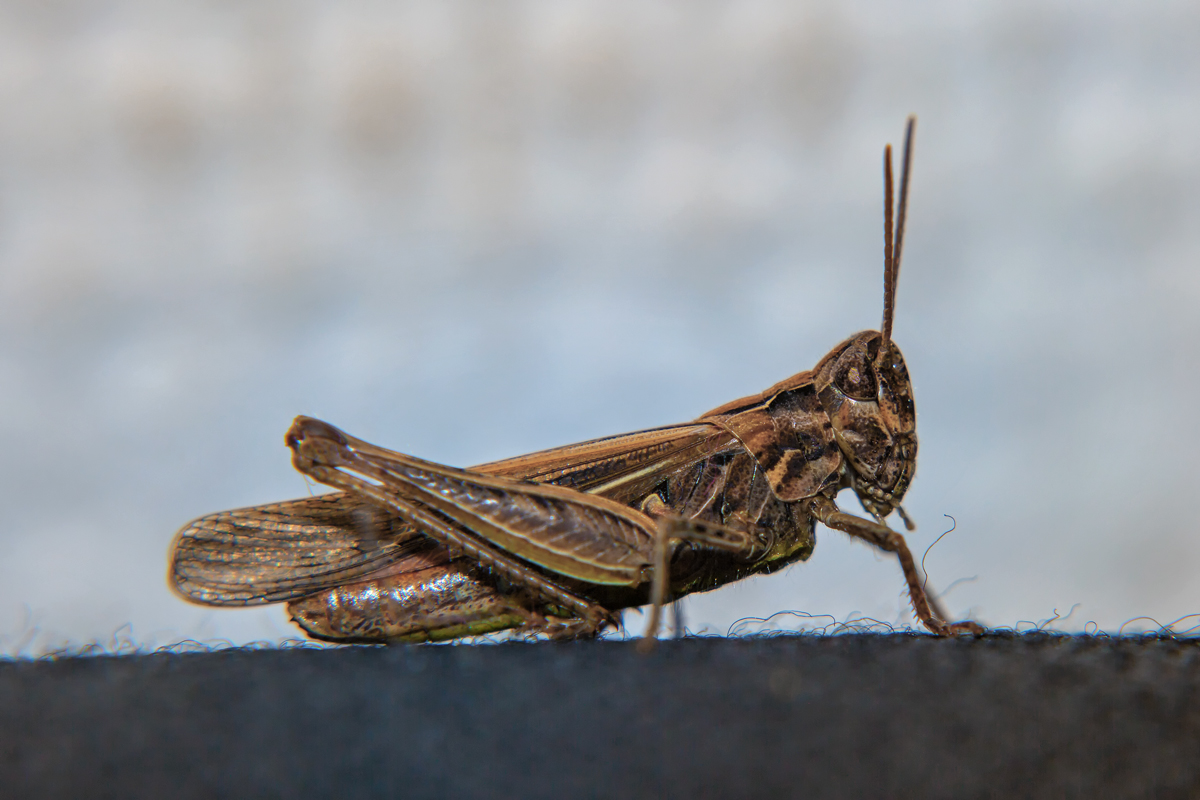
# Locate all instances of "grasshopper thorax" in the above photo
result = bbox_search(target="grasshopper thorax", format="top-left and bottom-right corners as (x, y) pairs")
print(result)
(813, 331), (916, 519)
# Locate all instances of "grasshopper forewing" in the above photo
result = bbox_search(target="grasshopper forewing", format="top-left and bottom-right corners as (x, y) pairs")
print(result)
(169, 117), (984, 643)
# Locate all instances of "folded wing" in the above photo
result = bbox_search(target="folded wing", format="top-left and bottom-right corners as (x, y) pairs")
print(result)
(170, 421), (733, 604)
(170, 493), (443, 605)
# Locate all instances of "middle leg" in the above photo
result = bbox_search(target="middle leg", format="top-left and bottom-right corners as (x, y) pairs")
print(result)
(639, 496), (772, 647)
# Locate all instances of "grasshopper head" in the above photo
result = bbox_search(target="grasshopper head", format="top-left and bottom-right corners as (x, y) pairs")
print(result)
(814, 331), (916, 520)
(816, 115), (919, 524)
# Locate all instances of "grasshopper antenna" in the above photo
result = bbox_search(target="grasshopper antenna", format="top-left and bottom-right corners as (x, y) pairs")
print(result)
(880, 115), (915, 351)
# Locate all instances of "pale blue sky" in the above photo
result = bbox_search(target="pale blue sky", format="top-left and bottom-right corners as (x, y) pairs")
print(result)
(3, 1), (1199, 653)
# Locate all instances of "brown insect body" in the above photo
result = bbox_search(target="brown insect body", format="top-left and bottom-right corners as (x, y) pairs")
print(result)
(169, 118), (982, 643)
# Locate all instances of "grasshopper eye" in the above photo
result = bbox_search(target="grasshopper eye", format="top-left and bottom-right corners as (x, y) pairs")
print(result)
(833, 354), (878, 401)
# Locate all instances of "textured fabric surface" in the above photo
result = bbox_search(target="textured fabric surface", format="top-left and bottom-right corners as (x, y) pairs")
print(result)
(3, 634), (1198, 799)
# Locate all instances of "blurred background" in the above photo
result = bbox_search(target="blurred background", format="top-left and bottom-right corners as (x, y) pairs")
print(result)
(2, 1), (1199, 654)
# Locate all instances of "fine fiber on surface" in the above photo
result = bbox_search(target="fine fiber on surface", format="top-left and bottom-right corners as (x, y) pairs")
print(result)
(2, 633), (1198, 799)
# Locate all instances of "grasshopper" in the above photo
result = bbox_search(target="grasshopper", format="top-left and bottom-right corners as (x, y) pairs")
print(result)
(169, 117), (983, 644)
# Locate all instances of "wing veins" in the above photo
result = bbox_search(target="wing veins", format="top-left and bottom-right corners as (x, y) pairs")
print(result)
(171, 421), (732, 603)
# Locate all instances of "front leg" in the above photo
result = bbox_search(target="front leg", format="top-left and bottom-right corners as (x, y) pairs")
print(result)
(806, 495), (983, 636)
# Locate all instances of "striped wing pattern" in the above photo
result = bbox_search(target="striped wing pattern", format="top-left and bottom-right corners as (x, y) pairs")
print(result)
(170, 493), (445, 605)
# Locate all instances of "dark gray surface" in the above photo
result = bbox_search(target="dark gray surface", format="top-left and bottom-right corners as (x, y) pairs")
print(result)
(2, 633), (1198, 799)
